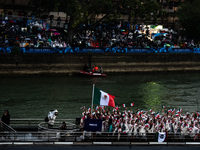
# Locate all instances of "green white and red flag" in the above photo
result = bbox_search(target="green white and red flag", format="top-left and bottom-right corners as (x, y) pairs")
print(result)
(172, 108), (176, 114)
(155, 113), (160, 119)
(115, 106), (119, 111)
(168, 109), (172, 113)
(93, 87), (115, 107)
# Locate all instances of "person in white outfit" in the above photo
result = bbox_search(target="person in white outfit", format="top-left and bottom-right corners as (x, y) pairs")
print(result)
(48, 109), (58, 128)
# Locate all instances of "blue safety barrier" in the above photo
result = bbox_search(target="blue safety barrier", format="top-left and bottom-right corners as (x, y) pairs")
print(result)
(170, 48), (194, 53)
(0, 47), (199, 54)
(24, 48), (59, 53)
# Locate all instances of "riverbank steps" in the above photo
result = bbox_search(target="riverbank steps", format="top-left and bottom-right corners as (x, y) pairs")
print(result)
(0, 53), (200, 76)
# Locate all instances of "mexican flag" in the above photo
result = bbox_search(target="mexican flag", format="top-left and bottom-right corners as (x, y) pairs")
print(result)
(93, 87), (115, 107)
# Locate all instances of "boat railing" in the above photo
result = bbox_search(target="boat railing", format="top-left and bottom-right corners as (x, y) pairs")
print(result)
(0, 121), (17, 140)
(0, 122), (16, 133)
(0, 131), (199, 142)
(38, 121), (78, 132)
(10, 118), (76, 127)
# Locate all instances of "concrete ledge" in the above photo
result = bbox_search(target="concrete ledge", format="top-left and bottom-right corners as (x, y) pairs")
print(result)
(186, 142), (200, 145)
(149, 142), (167, 145)
(14, 142), (33, 145)
(112, 142), (130, 145)
(93, 142), (112, 145)
(1, 141), (200, 146)
(54, 142), (73, 145)
(73, 142), (93, 145)
(131, 142), (149, 145)
(34, 142), (54, 145)
(168, 142), (185, 145)
(0, 142), (13, 145)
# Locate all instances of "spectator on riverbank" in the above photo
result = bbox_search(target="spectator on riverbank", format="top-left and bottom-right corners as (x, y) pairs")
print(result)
(1, 16), (199, 49)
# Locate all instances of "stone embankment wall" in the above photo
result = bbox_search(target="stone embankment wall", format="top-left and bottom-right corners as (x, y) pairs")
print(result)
(0, 53), (200, 76)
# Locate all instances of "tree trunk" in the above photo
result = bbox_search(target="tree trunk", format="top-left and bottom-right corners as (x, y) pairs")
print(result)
(66, 16), (75, 45)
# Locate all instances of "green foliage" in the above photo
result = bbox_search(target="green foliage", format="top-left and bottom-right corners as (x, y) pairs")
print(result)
(178, 0), (200, 40)
(40, 0), (162, 41)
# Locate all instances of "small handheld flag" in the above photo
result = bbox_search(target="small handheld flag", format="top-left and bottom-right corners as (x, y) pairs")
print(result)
(137, 111), (141, 115)
(130, 103), (134, 107)
(179, 108), (182, 114)
(155, 113), (160, 119)
(122, 104), (126, 107)
(172, 108), (176, 114)
(115, 106), (119, 111)
(80, 106), (85, 110)
(145, 123), (150, 128)
(168, 109), (172, 113)
(162, 106), (166, 109)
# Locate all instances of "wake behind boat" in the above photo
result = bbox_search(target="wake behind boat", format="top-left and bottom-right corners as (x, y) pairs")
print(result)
(79, 71), (107, 77)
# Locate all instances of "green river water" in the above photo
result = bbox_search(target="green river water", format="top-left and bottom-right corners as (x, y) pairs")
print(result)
(0, 72), (199, 119)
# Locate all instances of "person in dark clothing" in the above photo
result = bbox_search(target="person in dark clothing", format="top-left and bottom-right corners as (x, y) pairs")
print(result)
(1, 110), (10, 125)
(60, 121), (67, 130)
(83, 63), (89, 72)
(56, 17), (61, 27)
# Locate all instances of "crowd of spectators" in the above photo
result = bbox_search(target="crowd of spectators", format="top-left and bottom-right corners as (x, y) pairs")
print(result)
(80, 106), (200, 140)
(0, 18), (68, 48)
(0, 13), (199, 49)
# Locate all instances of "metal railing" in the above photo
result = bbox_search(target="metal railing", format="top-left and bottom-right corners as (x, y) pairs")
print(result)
(38, 121), (77, 132)
(10, 118), (76, 127)
(0, 121), (17, 141)
(0, 122), (16, 132)
(0, 131), (199, 142)
(3, 119), (199, 143)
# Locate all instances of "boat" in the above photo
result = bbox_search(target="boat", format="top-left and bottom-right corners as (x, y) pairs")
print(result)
(79, 71), (107, 77)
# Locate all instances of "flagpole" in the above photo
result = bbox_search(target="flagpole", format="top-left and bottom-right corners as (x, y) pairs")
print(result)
(91, 84), (95, 113)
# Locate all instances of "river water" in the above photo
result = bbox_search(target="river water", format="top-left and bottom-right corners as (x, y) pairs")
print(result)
(0, 72), (199, 119)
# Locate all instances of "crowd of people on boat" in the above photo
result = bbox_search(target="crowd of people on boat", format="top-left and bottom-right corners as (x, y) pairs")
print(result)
(0, 14), (199, 49)
(79, 106), (200, 140)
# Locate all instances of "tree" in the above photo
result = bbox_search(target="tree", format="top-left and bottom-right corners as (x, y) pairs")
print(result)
(38, 0), (161, 43)
(114, 0), (159, 24)
(140, 0), (159, 24)
(57, 0), (119, 43)
(177, 0), (200, 41)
